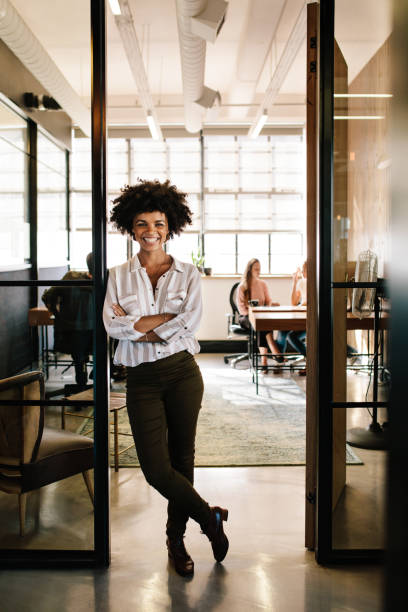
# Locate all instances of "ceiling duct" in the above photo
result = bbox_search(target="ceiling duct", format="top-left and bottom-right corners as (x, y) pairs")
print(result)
(191, 0), (228, 43)
(175, 0), (207, 133)
(176, 0), (226, 133)
(194, 86), (220, 109)
(0, 0), (91, 136)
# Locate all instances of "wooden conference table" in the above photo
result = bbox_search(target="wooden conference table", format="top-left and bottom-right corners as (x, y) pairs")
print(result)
(248, 305), (389, 392)
(248, 305), (389, 332)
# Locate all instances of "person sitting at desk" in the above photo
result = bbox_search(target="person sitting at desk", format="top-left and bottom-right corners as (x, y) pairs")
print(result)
(287, 261), (359, 364)
(286, 261), (307, 357)
(42, 253), (94, 388)
(237, 258), (283, 372)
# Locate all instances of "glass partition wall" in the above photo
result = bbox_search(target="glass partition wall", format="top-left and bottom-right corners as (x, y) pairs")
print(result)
(0, 99), (29, 267)
(0, 0), (109, 567)
(317, 0), (391, 562)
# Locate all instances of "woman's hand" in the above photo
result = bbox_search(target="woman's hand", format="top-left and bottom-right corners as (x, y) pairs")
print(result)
(113, 303), (127, 317)
(293, 268), (302, 283)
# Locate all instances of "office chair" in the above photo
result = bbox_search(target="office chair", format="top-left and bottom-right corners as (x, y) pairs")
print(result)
(0, 371), (94, 536)
(224, 282), (250, 368)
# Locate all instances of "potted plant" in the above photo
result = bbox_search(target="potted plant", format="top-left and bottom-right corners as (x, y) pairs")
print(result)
(191, 248), (205, 273)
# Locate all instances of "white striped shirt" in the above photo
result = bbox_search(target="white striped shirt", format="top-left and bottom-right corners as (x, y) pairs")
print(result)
(103, 254), (202, 367)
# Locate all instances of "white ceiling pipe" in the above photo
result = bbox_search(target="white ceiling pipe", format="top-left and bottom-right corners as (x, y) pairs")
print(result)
(0, 0), (91, 136)
(115, 0), (163, 140)
(248, 3), (307, 138)
(175, 0), (207, 133)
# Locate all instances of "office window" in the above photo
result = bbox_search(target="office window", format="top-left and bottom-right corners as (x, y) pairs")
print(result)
(70, 192), (92, 269)
(168, 138), (201, 193)
(203, 133), (305, 274)
(71, 138), (129, 269)
(204, 194), (236, 230)
(167, 233), (200, 265)
(107, 232), (129, 268)
(71, 137), (92, 191)
(108, 138), (128, 192)
(270, 232), (303, 274)
(204, 234), (236, 274)
(237, 234), (269, 275)
(240, 136), (272, 192)
(205, 136), (238, 191)
(130, 139), (167, 183)
(0, 101), (28, 265)
(70, 131), (305, 274)
(271, 194), (304, 230)
(37, 132), (68, 266)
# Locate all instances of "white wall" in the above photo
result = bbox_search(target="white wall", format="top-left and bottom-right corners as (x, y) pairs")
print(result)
(197, 275), (292, 340)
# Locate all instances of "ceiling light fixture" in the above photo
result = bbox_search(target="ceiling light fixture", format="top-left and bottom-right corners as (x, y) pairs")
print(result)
(108, 0), (122, 15)
(249, 110), (268, 139)
(334, 116), (385, 120)
(114, 1), (163, 140)
(334, 94), (392, 98)
(248, 4), (306, 138)
(146, 111), (160, 140)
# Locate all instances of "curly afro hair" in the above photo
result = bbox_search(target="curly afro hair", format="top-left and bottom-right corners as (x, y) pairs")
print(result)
(110, 179), (193, 239)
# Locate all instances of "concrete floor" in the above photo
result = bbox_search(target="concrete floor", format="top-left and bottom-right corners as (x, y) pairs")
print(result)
(0, 355), (385, 610)
(0, 466), (383, 612)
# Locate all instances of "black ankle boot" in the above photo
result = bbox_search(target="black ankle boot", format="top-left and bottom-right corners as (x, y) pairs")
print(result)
(166, 537), (194, 577)
(201, 506), (229, 562)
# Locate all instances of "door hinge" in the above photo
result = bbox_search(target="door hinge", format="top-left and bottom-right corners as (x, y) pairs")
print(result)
(310, 61), (316, 73)
(306, 490), (316, 504)
(310, 36), (317, 49)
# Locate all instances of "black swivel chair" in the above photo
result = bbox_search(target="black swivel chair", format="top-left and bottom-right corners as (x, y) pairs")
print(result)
(224, 282), (250, 368)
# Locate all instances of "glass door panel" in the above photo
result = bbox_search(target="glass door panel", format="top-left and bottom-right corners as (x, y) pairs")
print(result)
(331, 0), (392, 552)
(0, 0), (96, 557)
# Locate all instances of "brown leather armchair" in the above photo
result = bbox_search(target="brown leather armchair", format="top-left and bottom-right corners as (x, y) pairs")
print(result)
(0, 371), (94, 536)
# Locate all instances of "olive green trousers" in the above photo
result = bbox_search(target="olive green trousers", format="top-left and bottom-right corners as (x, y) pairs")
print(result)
(126, 351), (211, 537)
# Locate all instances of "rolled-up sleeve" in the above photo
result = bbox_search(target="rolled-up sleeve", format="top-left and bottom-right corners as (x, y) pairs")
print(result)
(103, 271), (144, 341)
(154, 267), (202, 342)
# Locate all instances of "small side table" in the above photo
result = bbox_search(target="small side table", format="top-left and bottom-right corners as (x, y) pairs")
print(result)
(63, 389), (133, 472)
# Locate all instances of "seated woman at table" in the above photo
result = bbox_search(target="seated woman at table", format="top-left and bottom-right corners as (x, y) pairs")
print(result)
(237, 258), (283, 372)
(288, 261), (359, 361)
(286, 261), (307, 356)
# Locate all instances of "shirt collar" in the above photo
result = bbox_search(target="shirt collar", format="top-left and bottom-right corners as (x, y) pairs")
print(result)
(129, 254), (184, 273)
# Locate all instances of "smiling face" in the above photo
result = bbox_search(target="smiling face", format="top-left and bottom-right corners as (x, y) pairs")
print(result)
(132, 210), (169, 254)
(251, 261), (261, 278)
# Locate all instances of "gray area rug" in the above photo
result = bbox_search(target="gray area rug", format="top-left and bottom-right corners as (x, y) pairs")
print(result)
(102, 367), (362, 467)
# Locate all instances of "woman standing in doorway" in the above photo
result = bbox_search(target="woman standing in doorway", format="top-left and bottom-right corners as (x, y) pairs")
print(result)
(237, 258), (285, 371)
(103, 179), (229, 577)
